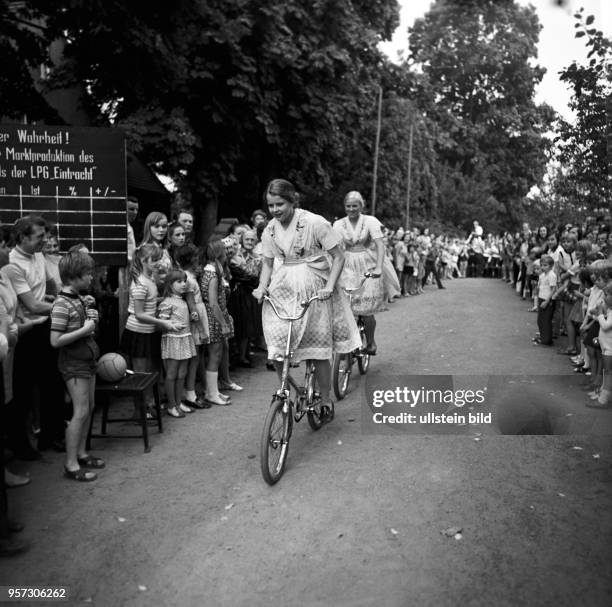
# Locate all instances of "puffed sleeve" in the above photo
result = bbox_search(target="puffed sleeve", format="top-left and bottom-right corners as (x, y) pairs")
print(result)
(366, 215), (383, 239)
(261, 225), (276, 259)
(313, 214), (341, 251)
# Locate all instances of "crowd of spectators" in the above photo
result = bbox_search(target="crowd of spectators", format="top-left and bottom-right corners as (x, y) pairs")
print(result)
(3, 202), (611, 556)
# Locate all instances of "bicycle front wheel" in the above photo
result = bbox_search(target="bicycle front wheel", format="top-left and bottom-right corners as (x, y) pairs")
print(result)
(332, 352), (350, 400)
(358, 326), (370, 374)
(260, 398), (292, 485)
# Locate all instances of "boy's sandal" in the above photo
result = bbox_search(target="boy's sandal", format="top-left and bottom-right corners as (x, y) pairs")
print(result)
(77, 455), (106, 469)
(64, 467), (97, 482)
(179, 403), (194, 414)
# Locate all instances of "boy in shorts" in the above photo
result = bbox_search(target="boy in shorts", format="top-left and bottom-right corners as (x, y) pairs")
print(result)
(50, 251), (103, 481)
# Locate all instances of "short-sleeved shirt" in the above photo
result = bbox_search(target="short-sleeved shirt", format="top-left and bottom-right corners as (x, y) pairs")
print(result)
(125, 275), (158, 334)
(51, 291), (86, 334)
(537, 269), (557, 300)
(5, 246), (51, 324)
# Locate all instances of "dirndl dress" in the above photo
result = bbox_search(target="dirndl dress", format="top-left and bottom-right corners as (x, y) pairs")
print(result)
(332, 215), (385, 315)
(261, 209), (360, 363)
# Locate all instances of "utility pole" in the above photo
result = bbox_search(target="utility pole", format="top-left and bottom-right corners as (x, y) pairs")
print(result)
(405, 120), (414, 230)
(371, 85), (383, 216)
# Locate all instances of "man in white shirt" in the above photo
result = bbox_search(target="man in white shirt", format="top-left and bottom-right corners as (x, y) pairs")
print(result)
(4, 215), (63, 459)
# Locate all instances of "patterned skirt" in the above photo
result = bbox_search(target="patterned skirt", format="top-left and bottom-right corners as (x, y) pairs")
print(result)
(338, 249), (385, 315)
(263, 262), (360, 363)
(161, 333), (197, 360)
(382, 256), (401, 299)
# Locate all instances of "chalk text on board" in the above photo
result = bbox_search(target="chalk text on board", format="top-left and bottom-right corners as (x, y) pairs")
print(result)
(15, 129), (69, 145)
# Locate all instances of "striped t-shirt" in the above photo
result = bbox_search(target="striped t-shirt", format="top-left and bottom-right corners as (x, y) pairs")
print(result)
(125, 275), (158, 334)
(51, 291), (86, 334)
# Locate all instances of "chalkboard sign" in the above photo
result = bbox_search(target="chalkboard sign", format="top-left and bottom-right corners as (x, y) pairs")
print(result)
(0, 124), (127, 265)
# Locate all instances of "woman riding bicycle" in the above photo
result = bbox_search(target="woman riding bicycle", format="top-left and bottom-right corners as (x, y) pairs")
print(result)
(252, 179), (360, 421)
(332, 191), (384, 355)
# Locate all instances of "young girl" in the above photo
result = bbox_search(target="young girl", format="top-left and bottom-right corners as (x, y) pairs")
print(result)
(158, 270), (197, 418)
(140, 212), (173, 286)
(200, 240), (233, 406)
(167, 222), (186, 267)
(121, 244), (179, 417)
(580, 263), (606, 397)
(174, 244), (210, 409)
(590, 284), (612, 408)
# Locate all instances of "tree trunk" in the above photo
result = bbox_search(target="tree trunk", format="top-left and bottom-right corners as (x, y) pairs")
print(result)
(193, 194), (218, 247)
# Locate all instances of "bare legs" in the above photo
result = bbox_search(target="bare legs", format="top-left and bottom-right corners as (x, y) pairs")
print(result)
(64, 376), (96, 472)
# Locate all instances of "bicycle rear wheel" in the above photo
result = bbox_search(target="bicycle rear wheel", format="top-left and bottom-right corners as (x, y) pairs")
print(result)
(260, 398), (292, 485)
(332, 352), (350, 400)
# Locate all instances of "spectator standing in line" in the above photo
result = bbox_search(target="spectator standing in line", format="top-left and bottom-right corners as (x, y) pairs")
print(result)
(422, 242), (445, 290)
(4, 216), (64, 459)
(176, 209), (195, 243)
(534, 254), (556, 346)
(0, 297), (28, 557)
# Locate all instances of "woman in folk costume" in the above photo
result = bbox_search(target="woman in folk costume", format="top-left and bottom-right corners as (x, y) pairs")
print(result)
(333, 191), (385, 354)
(252, 179), (360, 420)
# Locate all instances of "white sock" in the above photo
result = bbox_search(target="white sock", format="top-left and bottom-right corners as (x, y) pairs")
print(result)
(184, 389), (197, 402)
(205, 371), (219, 399)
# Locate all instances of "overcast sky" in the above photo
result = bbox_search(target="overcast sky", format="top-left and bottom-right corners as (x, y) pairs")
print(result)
(379, 0), (611, 121)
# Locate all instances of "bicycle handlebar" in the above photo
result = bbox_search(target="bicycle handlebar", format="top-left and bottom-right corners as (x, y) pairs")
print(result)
(263, 293), (321, 321)
(342, 272), (373, 295)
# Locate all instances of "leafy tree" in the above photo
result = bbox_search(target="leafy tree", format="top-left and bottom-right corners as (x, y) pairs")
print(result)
(8, 0), (400, 241)
(555, 8), (611, 212)
(407, 0), (555, 229)
(0, 1), (60, 122)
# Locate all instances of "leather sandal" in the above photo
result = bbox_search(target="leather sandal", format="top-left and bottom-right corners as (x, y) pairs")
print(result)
(77, 455), (106, 469)
(64, 466), (97, 482)
(185, 398), (207, 410)
(320, 402), (335, 423)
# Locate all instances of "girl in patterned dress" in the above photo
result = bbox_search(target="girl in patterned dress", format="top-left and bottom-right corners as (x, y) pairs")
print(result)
(252, 179), (360, 421)
(174, 243), (210, 409)
(158, 270), (197, 418)
(200, 240), (233, 406)
(332, 191), (384, 354)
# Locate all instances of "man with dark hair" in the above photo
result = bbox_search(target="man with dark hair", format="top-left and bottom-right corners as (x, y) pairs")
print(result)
(4, 215), (63, 459)
(176, 209), (195, 242)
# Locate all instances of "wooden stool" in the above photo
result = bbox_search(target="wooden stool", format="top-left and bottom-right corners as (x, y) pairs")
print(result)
(88, 372), (163, 453)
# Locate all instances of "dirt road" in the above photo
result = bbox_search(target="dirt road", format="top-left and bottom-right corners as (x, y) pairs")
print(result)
(2, 278), (611, 606)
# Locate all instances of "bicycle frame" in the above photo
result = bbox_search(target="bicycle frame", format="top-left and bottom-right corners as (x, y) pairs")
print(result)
(263, 294), (320, 407)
